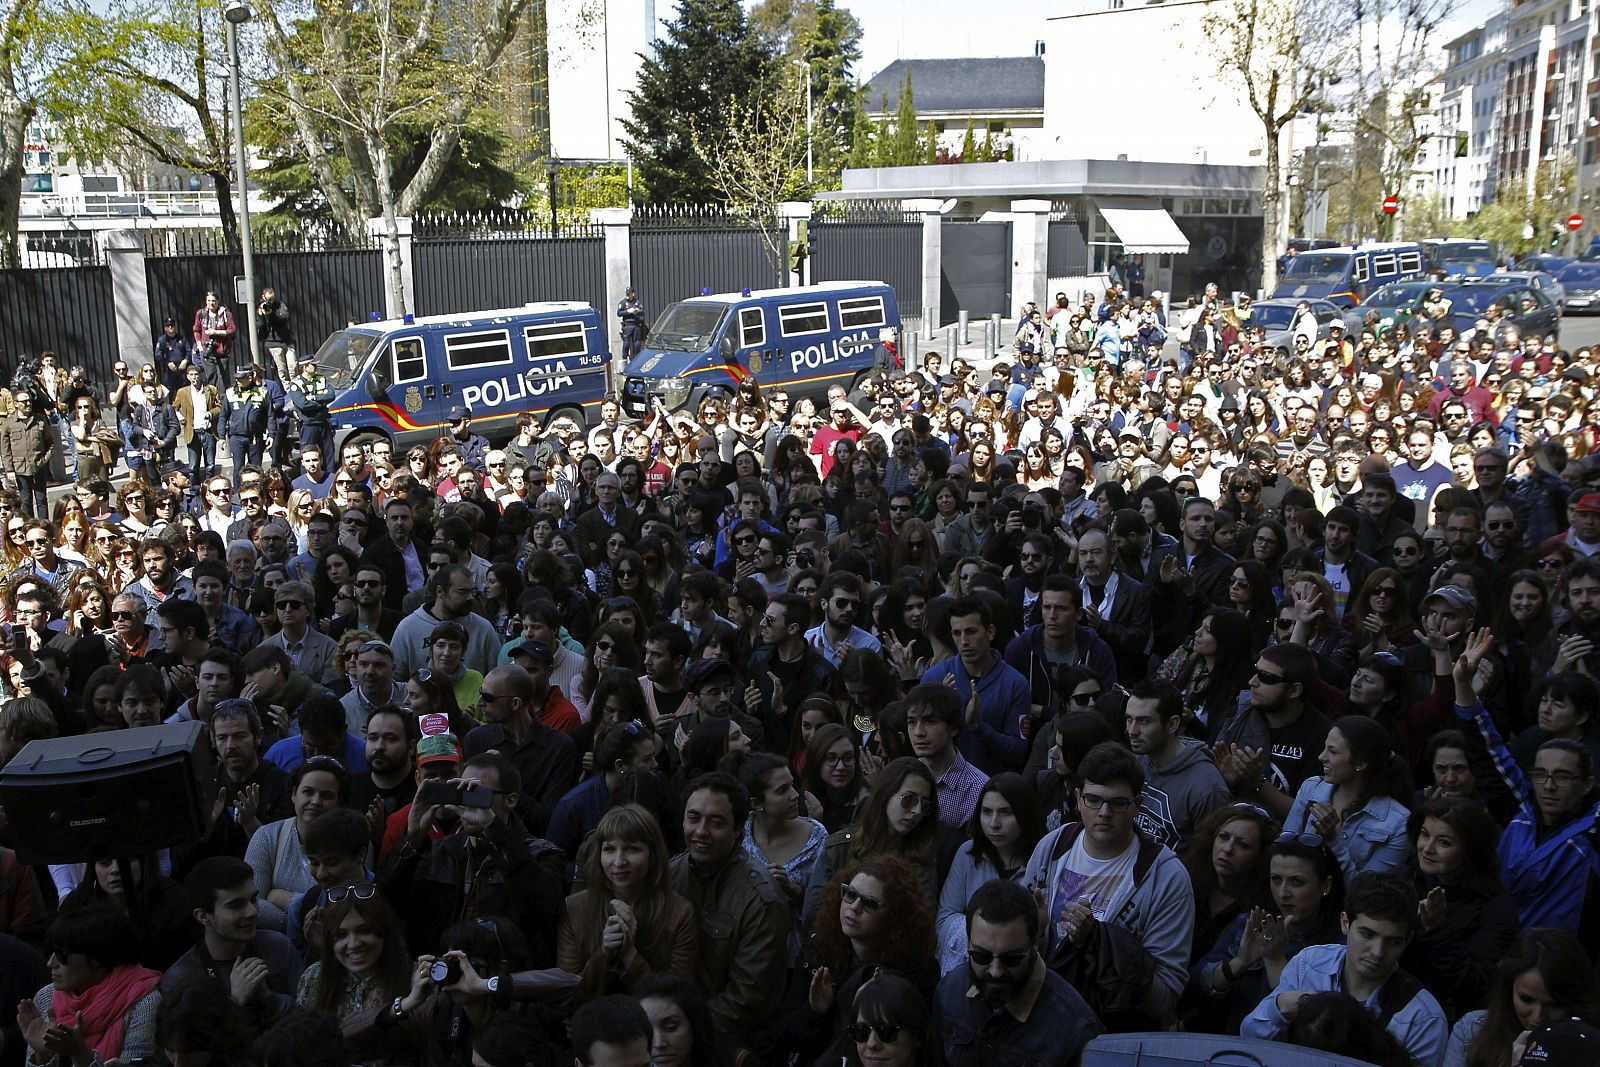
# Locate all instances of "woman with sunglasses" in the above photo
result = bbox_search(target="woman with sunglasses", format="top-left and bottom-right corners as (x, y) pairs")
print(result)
(803, 758), (941, 930)
(296, 886), (411, 1024)
(1444, 928), (1598, 1067)
(18, 905), (162, 1067)
(1345, 567), (1418, 661)
(1034, 700), (1114, 830)
(804, 857), (937, 1058)
(1221, 563), (1276, 653)
(610, 550), (661, 624)
(1191, 835), (1345, 1035)
(935, 772), (1045, 975)
(1154, 609), (1257, 739)
(1397, 796), (1519, 1022)
(571, 622), (641, 724)
(557, 803), (695, 1002)
(1283, 714), (1412, 882)
(102, 534), (141, 590)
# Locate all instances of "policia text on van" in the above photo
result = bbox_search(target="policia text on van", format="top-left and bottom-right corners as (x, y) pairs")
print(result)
(307, 302), (610, 455)
(621, 282), (901, 417)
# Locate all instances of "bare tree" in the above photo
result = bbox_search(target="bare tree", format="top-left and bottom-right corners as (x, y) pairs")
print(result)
(1199, 0), (1355, 293)
(689, 68), (808, 278)
(250, 0), (537, 311)
(0, 0), (81, 268)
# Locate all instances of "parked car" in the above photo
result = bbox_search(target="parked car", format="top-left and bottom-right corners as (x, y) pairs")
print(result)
(1442, 279), (1561, 340)
(1476, 270), (1565, 312)
(1557, 260), (1600, 314)
(1344, 280), (1435, 334)
(1515, 253), (1574, 274)
(1244, 298), (1348, 351)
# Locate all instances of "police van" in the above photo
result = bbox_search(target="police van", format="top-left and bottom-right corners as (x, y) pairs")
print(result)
(1271, 242), (1428, 306)
(311, 302), (610, 453)
(620, 281), (900, 418)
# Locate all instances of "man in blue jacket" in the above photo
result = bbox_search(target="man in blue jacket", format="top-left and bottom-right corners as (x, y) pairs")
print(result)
(1003, 575), (1118, 717)
(922, 595), (1031, 773)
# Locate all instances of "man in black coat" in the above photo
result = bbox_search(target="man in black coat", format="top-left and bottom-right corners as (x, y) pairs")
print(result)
(1147, 497), (1234, 656)
(361, 498), (431, 610)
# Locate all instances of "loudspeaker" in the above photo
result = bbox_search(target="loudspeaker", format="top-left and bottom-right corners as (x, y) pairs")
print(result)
(0, 721), (214, 864)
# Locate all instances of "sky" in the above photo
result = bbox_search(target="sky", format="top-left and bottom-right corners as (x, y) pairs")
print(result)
(836, 0), (1508, 81)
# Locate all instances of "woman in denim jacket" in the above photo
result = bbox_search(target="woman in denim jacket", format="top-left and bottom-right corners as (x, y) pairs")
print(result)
(1284, 714), (1412, 882)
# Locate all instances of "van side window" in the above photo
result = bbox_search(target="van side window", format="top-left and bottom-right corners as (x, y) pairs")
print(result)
(739, 308), (765, 348)
(445, 330), (512, 371)
(1372, 254), (1397, 277)
(524, 321), (587, 360)
(1353, 257), (1369, 283)
(393, 338), (426, 384)
(779, 302), (830, 337)
(1398, 251), (1422, 273)
(838, 296), (886, 330)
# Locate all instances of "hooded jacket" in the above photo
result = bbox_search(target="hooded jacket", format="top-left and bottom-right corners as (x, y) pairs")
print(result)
(1002, 623), (1120, 711)
(1134, 737), (1231, 852)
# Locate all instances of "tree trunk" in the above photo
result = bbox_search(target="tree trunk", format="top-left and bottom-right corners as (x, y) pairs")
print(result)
(371, 136), (408, 316)
(210, 169), (240, 255)
(1261, 126), (1281, 296)
(0, 92), (35, 270)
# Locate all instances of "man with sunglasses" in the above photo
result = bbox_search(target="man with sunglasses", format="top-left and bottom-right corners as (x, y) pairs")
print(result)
(805, 571), (880, 669)
(16, 519), (82, 590)
(935, 879), (1102, 1067)
(1021, 742), (1195, 1029)
(260, 578), (340, 686)
(1212, 642), (1332, 821)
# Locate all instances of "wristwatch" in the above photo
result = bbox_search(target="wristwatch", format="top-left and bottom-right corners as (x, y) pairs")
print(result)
(486, 976), (500, 995)
(391, 996), (407, 1022)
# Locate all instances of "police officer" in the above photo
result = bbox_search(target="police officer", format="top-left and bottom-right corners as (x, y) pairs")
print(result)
(222, 366), (269, 488)
(618, 286), (646, 360)
(287, 354), (334, 473)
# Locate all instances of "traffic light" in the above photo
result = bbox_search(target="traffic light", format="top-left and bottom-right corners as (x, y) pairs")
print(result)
(788, 239), (807, 273)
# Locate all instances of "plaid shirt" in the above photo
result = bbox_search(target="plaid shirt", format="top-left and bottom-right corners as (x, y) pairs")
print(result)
(932, 750), (990, 830)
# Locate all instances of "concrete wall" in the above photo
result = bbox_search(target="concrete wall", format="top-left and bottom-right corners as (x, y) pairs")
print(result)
(1041, 0), (1262, 167)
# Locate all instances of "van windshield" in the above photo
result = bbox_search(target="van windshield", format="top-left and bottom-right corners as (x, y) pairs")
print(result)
(310, 330), (379, 391)
(1435, 242), (1491, 263)
(1281, 253), (1349, 284)
(648, 302), (728, 352)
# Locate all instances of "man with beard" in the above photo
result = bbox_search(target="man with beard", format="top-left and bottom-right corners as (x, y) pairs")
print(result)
(123, 538), (194, 616)
(391, 564), (501, 680)
(1211, 641), (1332, 822)
(804, 571), (880, 668)
(1243, 873), (1446, 1066)
(1480, 502), (1531, 584)
(1076, 527), (1152, 684)
(378, 724), (463, 857)
(1020, 743), (1194, 1029)
(460, 663), (576, 836)
(1124, 681), (1230, 852)
(161, 857), (303, 1022)
(933, 879), (1102, 1067)
(357, 705), (418, 829)
(1542, 556), (1600, 678)
(1005, 530), (1054, 630)
(194, 697), (291, 859)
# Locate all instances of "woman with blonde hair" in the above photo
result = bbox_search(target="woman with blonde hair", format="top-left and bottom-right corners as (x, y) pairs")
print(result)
(285, 488), (317, 550)
(56, 511), (92, 565)
(557, 803), (697, 1001)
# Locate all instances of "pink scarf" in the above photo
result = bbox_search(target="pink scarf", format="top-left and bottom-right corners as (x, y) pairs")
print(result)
(51, 964), (162, 1060)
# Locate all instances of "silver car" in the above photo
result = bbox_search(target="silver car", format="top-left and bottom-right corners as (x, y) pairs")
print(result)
(1477, 270), (1566, 312)
(1244, 298), (1349, 352)
(1556, 261), (1600, 314)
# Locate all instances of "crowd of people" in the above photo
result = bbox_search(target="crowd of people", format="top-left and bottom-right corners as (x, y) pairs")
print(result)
(0, 278), (1593, 1067)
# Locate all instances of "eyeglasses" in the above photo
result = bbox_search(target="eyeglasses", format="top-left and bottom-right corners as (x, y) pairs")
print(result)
(1275, 831), (1325, 847)
(614, 568), (636, 577)
(845, 1023), (903, 1045)
(838, 883), (887, 912)
(1078, 791), (1136, 813)
(24, 538), (49, 548)
(1529, 769), (1585, 786)
(1536, 558), (1565, 570)
(111, 610), (138, 621)
(209, 486), (231, 496)
(733, 534), (756, 545)
(967, 946), (1030, 969)
(276, 599), (305, 610)
(1229, 576), (1250, 589)
(354, 579), (383, 588)
(342, 517), (367, 528)
(325, 882), (376, 903)
(1068, 690), (1101, 706)
(1253, 666), (1286, 684)
(833, 598), (860, 610)
(894, 790), (930, 812)
(822, 751), (855, 767)
(477, 690), (506, 703)
(1371, 586), (1399, 597)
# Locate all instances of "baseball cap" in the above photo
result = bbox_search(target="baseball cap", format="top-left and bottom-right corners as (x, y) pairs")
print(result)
(685, 657), (737, 692)
(1117, 426), (1143, 440)
(511, 639), (555, 665)
(1422, 585), (1477, 614)
(1520, 1019), (1600, 1066)
(448, 404), (470, 421)
(416, 733), (461, 767)
(1328, 321), (1345, 331)
(1575, 493), (1600, 515)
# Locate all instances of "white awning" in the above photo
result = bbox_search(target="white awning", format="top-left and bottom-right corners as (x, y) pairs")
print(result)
(1094, 198), (1191, 255)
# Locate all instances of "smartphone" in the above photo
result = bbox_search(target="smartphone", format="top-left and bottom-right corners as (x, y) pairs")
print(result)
(420, 780), (493, 808)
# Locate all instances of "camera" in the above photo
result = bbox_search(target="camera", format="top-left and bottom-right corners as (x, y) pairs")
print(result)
(796, 549), (815, 568)
(429, 957), (461, 985)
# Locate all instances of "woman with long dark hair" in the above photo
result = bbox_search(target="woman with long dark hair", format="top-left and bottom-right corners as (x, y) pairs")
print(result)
(1224, 560), (1277, 650)
(1344, 567), (1418, 659)
(1400, 796), (1520, 1021)
(1447, 928), (1598, 1067)
(296, 888), (410, 1022)
(934, 773), (1045, 974)
(1508, 671), (1600, 773)
(1284, 714), (1412, 880)
(1181, 803), (1278, 970)
(803, 758), (941, 926)
(876, 580), (932, 669)
(1156, 610), (1256, 737)
(557, 804), (696, 1000)
(636, 972), (722, 1067)
(833, 649), (903, 741)
(801, 723), (868, 834)
(740, 753), (827, 965)
(572, 667), (652, 779)
(571, 621), (642, 723)
(1491, 569), (1555, 729)
(840, 970), (936, 1067)
(59, 854), (196, 972)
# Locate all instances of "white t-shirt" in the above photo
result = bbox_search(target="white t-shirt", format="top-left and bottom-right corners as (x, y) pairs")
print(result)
(1324, 560), (1351, 618)
(1048, 833), (1139, 946)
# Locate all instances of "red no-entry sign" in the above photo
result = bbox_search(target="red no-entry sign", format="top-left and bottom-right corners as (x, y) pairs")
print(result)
(1569, 214), (1585, 231)
(1382, 195), (1400, 215)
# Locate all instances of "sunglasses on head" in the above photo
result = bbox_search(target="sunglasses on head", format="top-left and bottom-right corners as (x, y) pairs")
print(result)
(325, 882), (377, 903)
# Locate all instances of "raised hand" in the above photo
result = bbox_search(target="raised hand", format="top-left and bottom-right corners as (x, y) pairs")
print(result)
(1419, 885), (1448, 932)
(808, 965), (836, 1015)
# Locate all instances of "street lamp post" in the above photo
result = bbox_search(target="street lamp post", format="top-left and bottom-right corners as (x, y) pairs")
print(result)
(794, 58), (813, 185)
(223, 0), (259, 370)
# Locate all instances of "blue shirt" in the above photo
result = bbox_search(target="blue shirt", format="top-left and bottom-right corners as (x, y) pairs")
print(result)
(1241, 943), (1447, 1067)
(921, 653), (1031, 773)
(263, 733), (367, 776)
(547, 774), (610, 859)
(1284, 777), (1410, 883)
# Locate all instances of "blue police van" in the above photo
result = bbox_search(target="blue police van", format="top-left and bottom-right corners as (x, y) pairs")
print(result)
(311, 302), (610, 453)
(1420, 238), (1497, 279)
(620, 281), (900, 418)
(1271, 242), (1428, 307)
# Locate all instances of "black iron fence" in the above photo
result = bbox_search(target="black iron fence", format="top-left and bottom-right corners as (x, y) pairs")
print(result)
(812, 220), (923, 317)
(414, 230), (606, 317)
(0, 266), (119, 383)
(1048, 219), (1089, 277)
(630, 226), (782, 311)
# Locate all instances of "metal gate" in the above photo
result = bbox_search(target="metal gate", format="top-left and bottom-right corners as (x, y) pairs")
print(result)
(812, 220), (923, 317)
(0, 266), (118, 384)
(939, 220), (1011, 325)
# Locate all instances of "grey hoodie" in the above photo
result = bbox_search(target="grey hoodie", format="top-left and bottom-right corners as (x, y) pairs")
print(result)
(1134, 736), (1231, 852)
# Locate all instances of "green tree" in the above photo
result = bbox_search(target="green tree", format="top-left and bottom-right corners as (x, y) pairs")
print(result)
(620, 0), (772, 204)
(887, 67), (919, 165)
(843, 88), (874, 170)
(921, 120), (938, 164)
(980, 126), (994, 163)
(749, 0), (862, 183)
(0, 0), (85, 267)
(958, 119), (976, 163)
